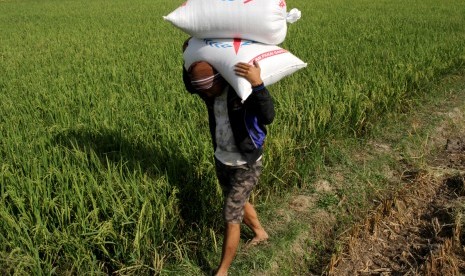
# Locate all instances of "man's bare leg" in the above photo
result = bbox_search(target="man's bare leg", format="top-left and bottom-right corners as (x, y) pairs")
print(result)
(215, 223), (240, 276)
(243, 202), (269, 245)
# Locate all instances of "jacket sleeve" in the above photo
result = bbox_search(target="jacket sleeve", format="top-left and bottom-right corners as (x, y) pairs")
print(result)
(244, 85), (275, 125)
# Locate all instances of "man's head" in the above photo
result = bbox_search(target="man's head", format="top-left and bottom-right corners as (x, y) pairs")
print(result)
(188, 61), (225, 97)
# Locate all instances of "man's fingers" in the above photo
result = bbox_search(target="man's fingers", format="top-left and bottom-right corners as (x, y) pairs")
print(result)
(253, 60), (260, 68)
(234, 62), (250, 70)
(235, 71), (246, 76)
(234, 61), (261, 78)
(234, 63), (250, 75)
(235, 61), (260, 70)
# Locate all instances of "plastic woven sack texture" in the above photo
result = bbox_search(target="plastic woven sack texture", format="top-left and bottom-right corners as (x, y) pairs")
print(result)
(164, 0), (289, 45)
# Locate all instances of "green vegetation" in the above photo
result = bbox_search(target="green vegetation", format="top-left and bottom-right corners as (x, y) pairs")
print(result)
(0, 0), (464, 274)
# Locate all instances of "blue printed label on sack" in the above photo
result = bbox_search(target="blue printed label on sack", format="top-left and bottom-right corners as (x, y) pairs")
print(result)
(204, 38), (254, 54)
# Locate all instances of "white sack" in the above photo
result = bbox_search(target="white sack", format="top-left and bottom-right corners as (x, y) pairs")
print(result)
(183, 38), (307, 101)
(164, 0), (298, 45)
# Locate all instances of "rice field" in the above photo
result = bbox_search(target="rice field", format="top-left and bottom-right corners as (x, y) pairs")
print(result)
(0, 0), (464, 274)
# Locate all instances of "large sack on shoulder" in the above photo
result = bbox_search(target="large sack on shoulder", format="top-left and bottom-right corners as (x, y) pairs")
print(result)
(164, 0), (301, 45)
(183, 37), (307, 101)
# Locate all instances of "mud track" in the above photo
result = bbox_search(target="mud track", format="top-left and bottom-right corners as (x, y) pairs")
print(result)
(327, 137), (465, 275)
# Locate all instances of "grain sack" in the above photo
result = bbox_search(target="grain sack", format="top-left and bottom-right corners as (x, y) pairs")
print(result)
(183, 37), (307, 101)
(164, 0), (301, 45)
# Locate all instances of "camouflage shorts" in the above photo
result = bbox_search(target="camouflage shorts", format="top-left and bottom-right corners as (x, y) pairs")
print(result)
(215, 158), (263, 223)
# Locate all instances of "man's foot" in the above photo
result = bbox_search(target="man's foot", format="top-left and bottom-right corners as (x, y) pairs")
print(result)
(245, 232), (269, 248)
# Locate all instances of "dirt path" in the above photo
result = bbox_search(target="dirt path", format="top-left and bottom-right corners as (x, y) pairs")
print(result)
(326, 83), (465, 275)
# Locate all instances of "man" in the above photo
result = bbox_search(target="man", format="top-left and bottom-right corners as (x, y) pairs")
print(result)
(183, 45), (275, 275)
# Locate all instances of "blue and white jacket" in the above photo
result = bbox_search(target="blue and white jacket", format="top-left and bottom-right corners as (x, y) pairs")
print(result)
(183, 68), (275, 164)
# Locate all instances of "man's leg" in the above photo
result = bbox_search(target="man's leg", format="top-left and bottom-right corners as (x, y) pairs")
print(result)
(214, 159), (264, 275)
(243, 202), (269, 245)
(215, 223), (240, 276)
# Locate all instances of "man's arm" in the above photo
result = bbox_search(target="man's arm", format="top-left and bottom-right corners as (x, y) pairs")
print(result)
(246, 85), (275, 125)
(234, 61), (275, 125)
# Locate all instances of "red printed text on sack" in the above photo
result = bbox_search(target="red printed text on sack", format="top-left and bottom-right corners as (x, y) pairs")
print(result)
(249, 49), (288, 64)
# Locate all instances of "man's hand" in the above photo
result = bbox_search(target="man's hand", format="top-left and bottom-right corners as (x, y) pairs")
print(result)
(234, 60), (263, 87)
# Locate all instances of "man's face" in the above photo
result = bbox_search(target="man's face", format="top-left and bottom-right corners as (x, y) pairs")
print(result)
(200, 77), (226, 98)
